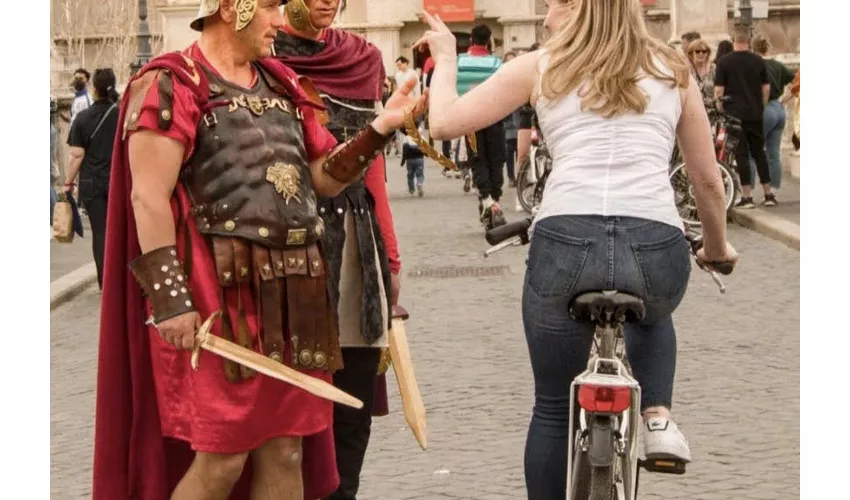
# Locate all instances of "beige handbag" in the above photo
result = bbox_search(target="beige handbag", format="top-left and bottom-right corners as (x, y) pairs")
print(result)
(52, 192), (75, 243)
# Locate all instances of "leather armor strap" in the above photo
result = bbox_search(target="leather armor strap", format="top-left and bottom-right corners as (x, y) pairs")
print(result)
(212, 237), (256, 379)
(252, 246), (287, 364)
(129, 245), (196, 324)
(322, 125), (392, 184)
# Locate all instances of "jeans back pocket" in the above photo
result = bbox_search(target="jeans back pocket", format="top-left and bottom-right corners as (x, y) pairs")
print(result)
(525, 224), (592, 298)
(630, 229), (691, 306)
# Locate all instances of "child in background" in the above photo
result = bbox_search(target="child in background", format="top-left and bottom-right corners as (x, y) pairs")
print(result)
(401, 120), (426, 197)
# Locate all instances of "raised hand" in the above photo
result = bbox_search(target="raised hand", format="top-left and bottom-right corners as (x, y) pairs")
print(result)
(374, 75), (429, 133)
(411, 10), (457, 63)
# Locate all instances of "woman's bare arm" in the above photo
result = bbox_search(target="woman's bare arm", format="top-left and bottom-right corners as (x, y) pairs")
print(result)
(428, 51), (539, 141)
(677, 76), (728, 258)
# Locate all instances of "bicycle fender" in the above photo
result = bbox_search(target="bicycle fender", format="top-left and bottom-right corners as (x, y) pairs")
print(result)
(588, 416), (616, 468)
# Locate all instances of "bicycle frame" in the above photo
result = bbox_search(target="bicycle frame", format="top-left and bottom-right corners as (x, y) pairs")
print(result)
(566, 322), (642, 500)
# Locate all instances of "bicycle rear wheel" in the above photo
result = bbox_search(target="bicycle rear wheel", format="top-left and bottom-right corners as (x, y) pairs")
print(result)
(516, 156), (537, 214)
(589, 466), (616, 500)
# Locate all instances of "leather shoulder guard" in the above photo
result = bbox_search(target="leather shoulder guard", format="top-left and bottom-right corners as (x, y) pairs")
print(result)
(122, 51), (212, 140)
(122, 69), (160, 140)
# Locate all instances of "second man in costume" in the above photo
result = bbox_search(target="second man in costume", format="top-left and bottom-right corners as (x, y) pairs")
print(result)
(274, 1), (402, 498)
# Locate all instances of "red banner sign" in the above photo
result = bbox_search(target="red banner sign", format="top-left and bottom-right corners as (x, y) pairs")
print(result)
(423, 0), (476, 23)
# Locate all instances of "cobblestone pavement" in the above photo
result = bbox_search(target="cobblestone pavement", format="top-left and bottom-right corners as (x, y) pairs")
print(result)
(50, 218), (94, 282)
(51, 159), (800, 499)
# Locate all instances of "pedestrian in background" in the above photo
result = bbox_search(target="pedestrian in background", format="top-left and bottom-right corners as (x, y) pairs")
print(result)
(503, 51), (521, 188)
(401, 120), (426, 197)
(681, 30), (701, 54)
(60, 68), (92, 126)
(382, 77), (399, 156)
(788, 68), (800, 150)
(715, 27), (774, 208)
(50, 97), (60, 229)
(749, 33), (797, 194)
(715, 40), (733, 62)
(686, 39), (715, 103)
(63, 68), (120, 289)
(454, 136), (473, 193)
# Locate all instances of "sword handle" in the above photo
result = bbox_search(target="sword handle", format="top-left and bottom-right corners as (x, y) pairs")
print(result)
(191, 310), (222, 370)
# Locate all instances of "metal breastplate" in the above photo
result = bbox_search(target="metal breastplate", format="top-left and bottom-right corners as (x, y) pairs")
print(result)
(181, 65), (321, 249)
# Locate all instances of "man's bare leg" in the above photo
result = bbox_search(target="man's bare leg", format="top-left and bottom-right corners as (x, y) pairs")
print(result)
(250, 436), (304, 500)
(171, 451), (249, 500)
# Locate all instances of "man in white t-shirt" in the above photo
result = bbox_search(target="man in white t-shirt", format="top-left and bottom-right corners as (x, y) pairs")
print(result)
(394, 56), (420, 97)
(392, 56), (420, 155)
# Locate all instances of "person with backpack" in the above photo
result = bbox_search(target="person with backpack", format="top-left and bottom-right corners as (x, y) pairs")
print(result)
(63, 68), (120, 289)
(456, 24), (507, 231)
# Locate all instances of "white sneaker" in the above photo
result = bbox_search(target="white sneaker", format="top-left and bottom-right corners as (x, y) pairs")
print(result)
(642, 417), (691, 463)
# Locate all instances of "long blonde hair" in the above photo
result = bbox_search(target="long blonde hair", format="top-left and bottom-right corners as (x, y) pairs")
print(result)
(541, 0), (690, 118)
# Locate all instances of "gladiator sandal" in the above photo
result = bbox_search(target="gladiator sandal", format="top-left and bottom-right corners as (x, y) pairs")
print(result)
(129, 245), (196, 324)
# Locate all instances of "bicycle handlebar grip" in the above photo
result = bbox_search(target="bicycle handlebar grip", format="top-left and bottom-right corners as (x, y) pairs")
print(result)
(685, 232), (735, 275)
(708, 261), (735, 276)
(485, 218), (533, 246)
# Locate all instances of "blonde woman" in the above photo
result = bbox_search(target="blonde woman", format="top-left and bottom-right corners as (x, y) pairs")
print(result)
(417, 1), (738, 496)
(687, 38), (715, 102)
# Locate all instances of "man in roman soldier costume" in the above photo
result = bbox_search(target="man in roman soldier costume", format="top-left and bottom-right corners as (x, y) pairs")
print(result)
(90, 1), (425, 499)
(273, 1), (402, 498)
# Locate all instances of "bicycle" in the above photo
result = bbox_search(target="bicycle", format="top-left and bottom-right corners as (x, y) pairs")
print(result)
(484, 217), (731, 500)
(669, 96), (742, 227)
(516, 128), (553, 214)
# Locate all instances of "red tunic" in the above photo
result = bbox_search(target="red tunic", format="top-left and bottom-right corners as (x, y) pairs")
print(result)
(92, 44), (340, 499)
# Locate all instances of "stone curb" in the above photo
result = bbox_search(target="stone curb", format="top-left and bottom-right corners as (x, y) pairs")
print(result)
(50, 262), (98, 311)
(731, 208), (800, 251)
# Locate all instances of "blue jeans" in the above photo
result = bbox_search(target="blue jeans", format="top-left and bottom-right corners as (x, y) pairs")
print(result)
(522, 215), (691, 499)
(749, 100), (786, 190)
(50, 183), (58, 225)
(406, 158), (424, 192)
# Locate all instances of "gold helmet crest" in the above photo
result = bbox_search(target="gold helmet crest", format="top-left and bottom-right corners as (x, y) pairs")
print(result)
(190, 0), (287, 32)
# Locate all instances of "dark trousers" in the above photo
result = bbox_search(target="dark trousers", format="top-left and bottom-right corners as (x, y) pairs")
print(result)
(470, 121), (506, 201)
(735, 119), (771, 188)
(84, 195), (108, 289)
(327, 347), (381, 500)
(505, 138), (518, 182)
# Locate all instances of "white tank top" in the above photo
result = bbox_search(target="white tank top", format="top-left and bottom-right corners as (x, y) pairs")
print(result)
(533, 52), (683, 231)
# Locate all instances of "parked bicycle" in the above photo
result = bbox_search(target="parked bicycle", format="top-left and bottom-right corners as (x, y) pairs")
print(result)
(669, 96), (742, 227)
(484, 217), (731, 500)
(516, 128), (552, 214)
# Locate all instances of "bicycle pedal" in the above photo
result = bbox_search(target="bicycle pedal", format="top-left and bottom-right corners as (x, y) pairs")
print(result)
(639, 458), (687, 475)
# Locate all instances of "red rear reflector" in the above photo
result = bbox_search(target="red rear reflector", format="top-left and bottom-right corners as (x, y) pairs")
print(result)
(577, 384), (631, 413)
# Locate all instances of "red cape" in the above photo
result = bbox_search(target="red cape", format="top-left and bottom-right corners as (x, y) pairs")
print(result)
(92, 50), (338, 500)
(276, 27), (386, 102)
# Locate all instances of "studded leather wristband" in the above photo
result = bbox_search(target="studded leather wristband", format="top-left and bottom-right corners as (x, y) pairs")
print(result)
(129, 245), (196, 324)
(322, 125), (392, 184)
